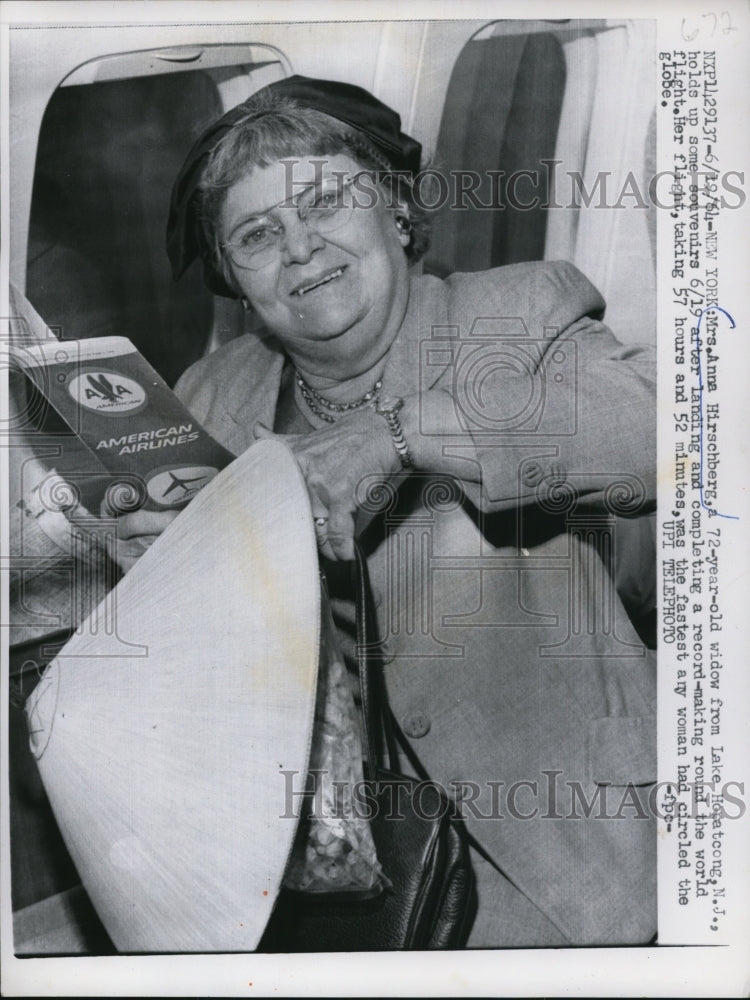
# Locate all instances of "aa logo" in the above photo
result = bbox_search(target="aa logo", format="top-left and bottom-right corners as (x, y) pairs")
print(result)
(69, 370), (146, 414)
(147, 466), (218, 507)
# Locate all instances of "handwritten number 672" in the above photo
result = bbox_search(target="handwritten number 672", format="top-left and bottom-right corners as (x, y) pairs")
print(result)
(681, 12), (737, 41)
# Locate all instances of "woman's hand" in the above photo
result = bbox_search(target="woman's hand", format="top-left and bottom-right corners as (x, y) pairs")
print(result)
(106, 509), (180, 574)
(255, 409), (400, 561)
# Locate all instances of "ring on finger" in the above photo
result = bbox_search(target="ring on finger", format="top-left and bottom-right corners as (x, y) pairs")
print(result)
(313, 516), (329, 529)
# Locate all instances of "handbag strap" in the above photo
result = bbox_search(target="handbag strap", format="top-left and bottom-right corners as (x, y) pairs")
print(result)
(348, 547), (540, 902)
(349, 541), (459, 788)
(351, 543), (399, 779)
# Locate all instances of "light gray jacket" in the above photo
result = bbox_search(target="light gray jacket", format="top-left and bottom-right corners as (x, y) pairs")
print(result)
(176, 261), (657, 945)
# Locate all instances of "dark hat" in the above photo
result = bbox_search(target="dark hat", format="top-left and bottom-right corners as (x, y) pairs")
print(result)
(166, 75), (422, 298)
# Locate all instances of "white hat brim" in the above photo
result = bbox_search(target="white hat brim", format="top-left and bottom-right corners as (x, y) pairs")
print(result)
(25, 438), (320, 952)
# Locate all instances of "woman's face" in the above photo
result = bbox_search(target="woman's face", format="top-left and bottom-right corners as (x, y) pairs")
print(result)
(218, 154), (411, 379)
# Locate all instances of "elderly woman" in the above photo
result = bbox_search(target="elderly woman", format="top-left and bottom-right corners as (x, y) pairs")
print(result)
(119, 75), (657, 948)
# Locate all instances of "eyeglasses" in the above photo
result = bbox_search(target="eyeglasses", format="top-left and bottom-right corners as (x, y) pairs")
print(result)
(221, 175), (357, 271)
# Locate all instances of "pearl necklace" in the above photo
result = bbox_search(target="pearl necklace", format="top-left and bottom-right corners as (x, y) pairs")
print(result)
(295, 370), (383, 424)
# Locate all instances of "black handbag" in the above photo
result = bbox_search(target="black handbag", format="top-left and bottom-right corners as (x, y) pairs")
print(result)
(258, 545), (477, 951)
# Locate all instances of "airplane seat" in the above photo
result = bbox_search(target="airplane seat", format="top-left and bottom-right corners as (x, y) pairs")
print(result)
(26, 71), (223, 387)
(423, 32), (566, 278)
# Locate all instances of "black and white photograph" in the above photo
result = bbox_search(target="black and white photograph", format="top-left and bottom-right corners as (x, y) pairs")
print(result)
(1, 1), (748, 996)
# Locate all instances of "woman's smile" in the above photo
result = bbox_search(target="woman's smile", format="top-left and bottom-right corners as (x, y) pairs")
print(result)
(289, 264), (347, 298)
